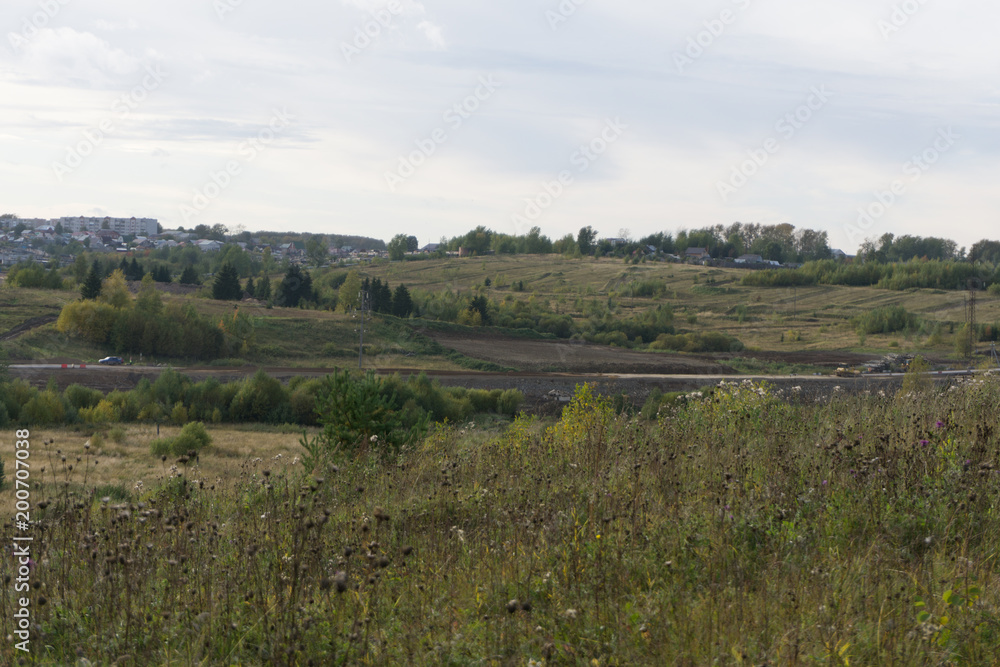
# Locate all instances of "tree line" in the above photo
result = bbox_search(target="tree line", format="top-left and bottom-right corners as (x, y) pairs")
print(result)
(0, 366), (523, 433)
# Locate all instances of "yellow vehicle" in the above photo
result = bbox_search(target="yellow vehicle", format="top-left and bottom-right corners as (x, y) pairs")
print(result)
(836, 367), (860, 377)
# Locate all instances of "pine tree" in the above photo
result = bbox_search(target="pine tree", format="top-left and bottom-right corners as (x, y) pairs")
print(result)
(276, 265), (313, 307)
(391, 284), (413, 318)
(179, 266), (200, 285)
(128, 258), (144, 281)
(246, 276), (255, 298)
(153, 265), (171, 283)
(80, 266), (103, 300)
(378, 280), (392, 313)
(212, 263), (242, 300)
(256, 275), (271, 301)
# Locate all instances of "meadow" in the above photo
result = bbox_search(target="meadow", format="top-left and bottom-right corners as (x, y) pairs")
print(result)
(5, 255), (999, 370)
(3, 375), (1000, 665)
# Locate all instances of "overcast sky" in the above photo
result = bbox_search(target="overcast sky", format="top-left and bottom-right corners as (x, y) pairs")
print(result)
(2, 0), (998, 251)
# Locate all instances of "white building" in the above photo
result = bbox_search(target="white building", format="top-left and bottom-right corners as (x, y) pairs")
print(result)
(54, 216), (159, 236)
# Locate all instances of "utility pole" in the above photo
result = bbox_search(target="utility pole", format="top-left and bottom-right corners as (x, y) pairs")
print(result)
(358, 289), (369, 370)
(967, 278), (981, 361)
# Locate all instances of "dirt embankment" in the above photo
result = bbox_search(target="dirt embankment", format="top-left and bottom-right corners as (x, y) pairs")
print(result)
(428, 330), (732, 375)
(0, 314), (58, 341)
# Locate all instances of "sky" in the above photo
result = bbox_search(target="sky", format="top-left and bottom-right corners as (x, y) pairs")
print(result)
(1, 0), (998, 252)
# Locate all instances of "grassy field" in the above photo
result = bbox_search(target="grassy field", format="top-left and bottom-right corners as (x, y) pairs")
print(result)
(4, 256), (999, 368)
(4, 377), (1000, 664)
(363, 255), (999, 358)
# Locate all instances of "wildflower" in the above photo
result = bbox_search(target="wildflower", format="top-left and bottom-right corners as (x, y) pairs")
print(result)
(936, 421), (945, 428)
(919, 440), (930, 446)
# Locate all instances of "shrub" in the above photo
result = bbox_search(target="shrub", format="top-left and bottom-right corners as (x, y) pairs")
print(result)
(497, 389), (524, 416)
(230, 369), (290, 423)
(852, 305), (919, 335)
(468, 389), (500, 414)
(109, 426), (127, 444)
(149, 421), (212, 457)
(149, 438), (173, 457)
(640, 388), (664, 421)
(173, 421), (212, 454)
(310, 370), (426, 453)
(21, 390), (67, 426)
(171, 402), (188, 425)
(65, 384), (104, 411)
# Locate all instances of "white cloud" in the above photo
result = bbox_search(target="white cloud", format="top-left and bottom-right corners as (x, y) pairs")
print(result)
(17, 27), (141, 86)
(1, 1), (999, 249)
(93, 19), (139, 32)
(417, 21), (446, 50)
(339, 0), (445, 48)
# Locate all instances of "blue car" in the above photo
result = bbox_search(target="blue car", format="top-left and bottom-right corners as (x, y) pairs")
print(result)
(98, 356), (124, 365)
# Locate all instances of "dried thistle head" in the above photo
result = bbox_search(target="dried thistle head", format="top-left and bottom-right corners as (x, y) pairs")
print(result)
(334, 571), (348, 593)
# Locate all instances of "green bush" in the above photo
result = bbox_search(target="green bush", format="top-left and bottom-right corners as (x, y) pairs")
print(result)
(21, 390), (67, 426)
(310, 370), (426, 453)
(467, 389), (501, 414)
(852, 305), (919, 335)
(149, 421), (212, 457)
(149, 438), (173, 457)
(497, 389), (524, 416)
(640, 389), (664, 421)
(173, 421), (212, 454)
(65, 384), (104, 411)
(230, 369), (290, 423)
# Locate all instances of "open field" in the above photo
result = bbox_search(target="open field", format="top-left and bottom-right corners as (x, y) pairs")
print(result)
(425, 329), (732, 374)
(3, 378), (1000, 664)
(364, 255), (1000, 356)
(3, 257), (999, 381)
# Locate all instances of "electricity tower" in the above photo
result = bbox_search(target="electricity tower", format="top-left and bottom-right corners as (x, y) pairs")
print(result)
(356, 289), (370, 370)
(966, 278), (982, 361)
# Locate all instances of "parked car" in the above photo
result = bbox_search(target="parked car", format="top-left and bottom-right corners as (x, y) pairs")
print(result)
(98, 356), (124, 365)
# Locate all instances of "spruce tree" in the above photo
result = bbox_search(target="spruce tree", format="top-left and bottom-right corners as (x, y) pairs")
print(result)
(212, 263), (242, 300)
(391, 284), (413, 318)
(256, 275), (271, 301)
(276, 265), (313, 307)
(80, 266), (103, 300)
(179, 266), (200, 285)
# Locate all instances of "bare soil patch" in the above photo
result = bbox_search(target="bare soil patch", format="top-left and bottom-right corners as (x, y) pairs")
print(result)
(428, 330), (732, 374)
